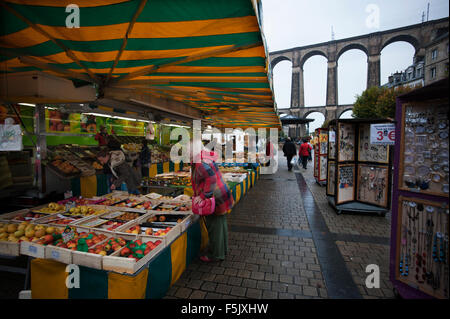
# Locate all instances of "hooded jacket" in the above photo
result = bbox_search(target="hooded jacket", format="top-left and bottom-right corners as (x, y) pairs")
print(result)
(191, 150), (234, 215)
(108, 150), (140, 190)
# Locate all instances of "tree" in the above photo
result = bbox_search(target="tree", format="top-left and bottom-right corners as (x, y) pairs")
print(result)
(353, 85), (421, 119)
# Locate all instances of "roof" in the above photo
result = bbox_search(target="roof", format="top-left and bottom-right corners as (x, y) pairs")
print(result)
(0, 0), (280, 129)
(280, 114), (314, 125)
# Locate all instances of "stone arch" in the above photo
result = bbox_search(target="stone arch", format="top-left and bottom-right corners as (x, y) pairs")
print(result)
(381, 34), (420, 54)
(302, 108), (326, 119)
(300, 49), (328, 68)
(337, 43), (369, 61)
(270, 55), (292, 70)
(338, 107), (354, 119)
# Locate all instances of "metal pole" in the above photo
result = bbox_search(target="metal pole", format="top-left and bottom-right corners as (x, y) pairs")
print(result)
(34, 104), (46, 196)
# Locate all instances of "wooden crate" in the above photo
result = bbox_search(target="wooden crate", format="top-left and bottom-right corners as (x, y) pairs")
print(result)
(102, 237), (165, 274)
(0, 241), (20, 256)
(20, 241), (46, 258)
(0, 209), (31, 222)
(71, 236), (111, 270)
(45, 245), (73, 264)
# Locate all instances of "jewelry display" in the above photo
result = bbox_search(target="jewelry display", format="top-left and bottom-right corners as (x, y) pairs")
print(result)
(401, 103), (449, 196)
(327, 161), (336, 196)
(328, 127), (336, 160)
(314, 128), (328, 185)
(358, 124), (389, 163)
(338, 123), (355, 162)
(336, 164), (355, 204)
(357, 165), (389, 207)
(398, 197), (449, 298)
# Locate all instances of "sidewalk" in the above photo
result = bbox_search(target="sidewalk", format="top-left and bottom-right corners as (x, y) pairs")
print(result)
(165, 152), (395, 299)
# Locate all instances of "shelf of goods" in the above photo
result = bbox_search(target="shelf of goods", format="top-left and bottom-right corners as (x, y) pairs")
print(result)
(326, 119), (394, 216)
(70, 161), (186, 198)
(0, 192), (205, 299)
(389, 79), (449, 299)
(314, 128), (328, 186)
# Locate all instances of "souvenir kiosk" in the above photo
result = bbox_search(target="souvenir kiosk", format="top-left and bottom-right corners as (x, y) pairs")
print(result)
(314, 128), (328, 186)
(390, 78), (449, 299)
(326, 118), (394, 216)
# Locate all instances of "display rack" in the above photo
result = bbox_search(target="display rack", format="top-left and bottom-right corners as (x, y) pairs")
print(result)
(390, 78), (449, 299)
(326, 118), (394, 216)
(314, 128), (328, 186)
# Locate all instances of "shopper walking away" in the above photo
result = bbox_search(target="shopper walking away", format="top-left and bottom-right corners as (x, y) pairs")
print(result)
(307, 139), (313, 162)
(282, 137), (297, 171)
(299, 139), (312, 169)
(97, 149), (141, 195)
(191, 146), (234, 262)
(139, 139), (151, 178)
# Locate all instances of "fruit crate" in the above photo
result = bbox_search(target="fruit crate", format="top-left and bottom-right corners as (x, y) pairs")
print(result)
(0, 241), (20, 256)
(71, 235), (113, 270)
(0, 209), (49, 223)
(45, 244), (73, 264)
(71, 211), (146, 235)
(115, 213), (186, 247)
(32, 213), (88, 227)
(30, 203), (68, 215)
(102, 237), (165, 274)
(20, 240), (46, 258)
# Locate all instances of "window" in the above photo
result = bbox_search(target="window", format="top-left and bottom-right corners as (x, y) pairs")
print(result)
(417, 68), (422, 77)
(431, 49), (438, 60)
(431, 67), (437, 78)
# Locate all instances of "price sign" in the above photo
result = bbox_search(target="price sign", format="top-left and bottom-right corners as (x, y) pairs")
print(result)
(329, 131), (336, 142)
(370, 123), (395, 145)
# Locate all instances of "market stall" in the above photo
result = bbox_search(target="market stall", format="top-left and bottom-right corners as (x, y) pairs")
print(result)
(313, 128), (328, 186)
(326, 118), (394, 216)
(389, 78), (449, 299)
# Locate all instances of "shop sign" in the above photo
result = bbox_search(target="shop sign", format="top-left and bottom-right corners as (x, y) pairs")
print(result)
(370, 123), (395, 145)
(0, 122), (22, 151)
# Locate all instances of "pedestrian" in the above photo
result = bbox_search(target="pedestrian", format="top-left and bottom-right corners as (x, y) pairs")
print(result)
(97, 149), (141, 195)
(307, 138), (313, 162)
(282, 137), (297, 171)
(191, 143), (234, 262)
(139, 139), (151, 178)
(299, 139), (312, 169)
(94, 125), (109, 147)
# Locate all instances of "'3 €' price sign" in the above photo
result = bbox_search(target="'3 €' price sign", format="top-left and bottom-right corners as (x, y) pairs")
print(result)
(370, 123), (395, 145)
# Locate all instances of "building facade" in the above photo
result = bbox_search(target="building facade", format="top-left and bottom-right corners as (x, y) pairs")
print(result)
(383, 59), (425, 88)
(424, 28), (449, 85)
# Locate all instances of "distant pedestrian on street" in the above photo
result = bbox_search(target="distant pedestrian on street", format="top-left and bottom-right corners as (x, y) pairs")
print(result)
(282, 137), (297, 171)
(299, 139), (312, 169)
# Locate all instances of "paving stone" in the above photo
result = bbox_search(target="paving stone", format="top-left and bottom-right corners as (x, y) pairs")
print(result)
(242, 278), (257, 289)
(246, 288), (263, 299)
(279, 292), (295, 299)
(236, 269), (251, 278)
(189, 290), (207, 299)
(230, 286), (247, 297)
(264, 273), (279, 281)
(250, 271), (265, 280)
(175, 287), (193, 299)
(216, 284), (233, 295)
(287, 284), (303, 295)
(303, 286), (319, 297)
(272, 282), (288, 293)
(256, 280), (272, 290)
(201, 281), (217, 292)
(279, 274), (294, 284)
(228, 276), (243, 286)
(214, 274), (229, 284)
(205, 292), (223, 299)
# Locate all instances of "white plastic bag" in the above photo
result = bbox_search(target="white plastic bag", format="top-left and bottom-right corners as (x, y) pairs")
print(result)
(290, 156), (298, 165)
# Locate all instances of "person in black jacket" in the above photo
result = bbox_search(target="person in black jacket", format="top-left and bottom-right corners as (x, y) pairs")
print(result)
(282, 137), (297, 171)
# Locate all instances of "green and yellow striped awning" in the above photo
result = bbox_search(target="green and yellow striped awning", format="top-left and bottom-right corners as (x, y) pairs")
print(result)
(0, 0), (281, 129)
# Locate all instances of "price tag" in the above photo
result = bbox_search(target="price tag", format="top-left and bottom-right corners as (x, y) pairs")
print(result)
(28, 245), (37, 254)
(62, 226), (75, 243)
(51, 250), (60, 259)
(370, 123), (395, 145)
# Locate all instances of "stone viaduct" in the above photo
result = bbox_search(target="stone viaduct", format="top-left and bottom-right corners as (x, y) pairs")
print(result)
(270, 17), (449, 136)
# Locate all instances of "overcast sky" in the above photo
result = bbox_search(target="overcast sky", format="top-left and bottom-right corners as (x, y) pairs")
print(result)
(261, 0), (449, 132)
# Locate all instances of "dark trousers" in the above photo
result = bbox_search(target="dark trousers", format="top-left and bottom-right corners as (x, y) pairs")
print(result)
(286, 155), (294, 170)
(301, 156), (308, 169)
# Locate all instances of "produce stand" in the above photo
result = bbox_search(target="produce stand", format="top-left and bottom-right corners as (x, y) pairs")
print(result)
(313, 128), (328, 187)
(326, 119), (394, 216)
(389, 78), (449, 299)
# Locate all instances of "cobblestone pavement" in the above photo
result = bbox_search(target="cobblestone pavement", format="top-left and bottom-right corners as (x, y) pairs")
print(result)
(165, 150), (394, 299)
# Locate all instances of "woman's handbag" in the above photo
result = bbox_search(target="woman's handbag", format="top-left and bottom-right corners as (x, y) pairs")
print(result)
(192, 195), (215, 216)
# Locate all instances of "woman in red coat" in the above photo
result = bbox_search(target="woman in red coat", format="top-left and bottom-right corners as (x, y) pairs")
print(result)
(299, 139), (312, 169)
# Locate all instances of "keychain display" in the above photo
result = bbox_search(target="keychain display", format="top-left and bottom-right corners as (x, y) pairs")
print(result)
(336, 164), (355, 204)
(397, 197), (449, 299)
(338, 123), (355, 162)
(327, 161), (336, 196)
(358, 124), (389, 163)
(314, 128), (328, 185)
(357, 165), (389, 207)
(328, 127), (336, 160)
(400, 103), (449, 196)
